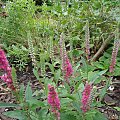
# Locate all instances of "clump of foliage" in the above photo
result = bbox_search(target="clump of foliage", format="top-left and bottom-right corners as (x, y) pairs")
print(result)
(0, 0), (120, 120)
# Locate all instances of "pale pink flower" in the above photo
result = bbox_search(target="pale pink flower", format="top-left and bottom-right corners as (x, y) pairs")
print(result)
(81, 82), (92, 112)
(59, 33), (73, 82)
(47, 84), (60, 120)
(109, 40), (120, 73)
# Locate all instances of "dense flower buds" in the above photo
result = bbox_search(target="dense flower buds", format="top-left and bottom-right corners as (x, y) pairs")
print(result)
(0, 73), (12, 83)
(0, 48), (10, 71)
(81, 82), (92, 112)
(0, 48), (15, 90)
(59, 33), (73, 82)
(47, 84), (60, 120)
(109, 40), (120, 73)
(64, 58), (73, 80)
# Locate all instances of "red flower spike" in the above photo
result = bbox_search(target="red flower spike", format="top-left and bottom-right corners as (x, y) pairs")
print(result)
(47, 84), (60, 120)
(81, 82), (92, 112)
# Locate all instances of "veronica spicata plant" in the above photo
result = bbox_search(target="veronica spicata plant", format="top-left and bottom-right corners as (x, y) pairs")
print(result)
(59, 33), (73, 83)
(0, 48), (15, 91)
(47, 84), (60, 120)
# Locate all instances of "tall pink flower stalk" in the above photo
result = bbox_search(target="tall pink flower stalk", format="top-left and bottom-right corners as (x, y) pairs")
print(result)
(0, 48), (15, 90)
(109, 40), (120, 73)
(47, 84), (60, 120)
(59, 33), (73, 83)
(81, 82), (92, 112)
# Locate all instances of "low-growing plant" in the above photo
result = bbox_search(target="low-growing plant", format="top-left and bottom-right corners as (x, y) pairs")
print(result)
(5, 44), (29, 71)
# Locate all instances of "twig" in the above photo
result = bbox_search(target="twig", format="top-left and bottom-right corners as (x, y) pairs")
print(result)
(91, 34), (114, 61)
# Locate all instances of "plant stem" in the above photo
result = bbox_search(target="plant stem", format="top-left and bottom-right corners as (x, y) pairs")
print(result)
(91, 34), (114, 61)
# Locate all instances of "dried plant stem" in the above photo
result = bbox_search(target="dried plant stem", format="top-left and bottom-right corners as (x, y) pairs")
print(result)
(91, 34), (114, 61)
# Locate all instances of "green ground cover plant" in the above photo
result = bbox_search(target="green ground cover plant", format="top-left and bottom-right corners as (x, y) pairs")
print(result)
(0, 0), (120, 120)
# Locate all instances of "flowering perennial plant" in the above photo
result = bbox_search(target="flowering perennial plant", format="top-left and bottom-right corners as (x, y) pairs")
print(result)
(109, 40), (120, 73)
(64, 57), (73, 80)
(59, 34), (73, 82)
(47, 84), (60, 120)
(81, 82), (92, 112)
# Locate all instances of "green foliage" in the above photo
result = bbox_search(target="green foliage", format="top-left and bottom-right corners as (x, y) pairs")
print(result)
(3, 110), (27, 120)
(114, 107), (120, 112)
(25, 82), (32, 101)
(0, 103), (19, 108)
(6, 45), (29, 71)
(0, 0), (36, 44)
(93, 47), (120, 76)
(0, 0), (119, 120)
(85, 110), (108, 120)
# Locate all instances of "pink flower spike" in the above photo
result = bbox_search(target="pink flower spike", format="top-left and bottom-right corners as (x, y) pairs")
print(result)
(59, 33), (73, 83)
(81, 82), (92, 112)
(109, 40), (120, 73)
(0, 73), (12, 84)
(0, 48), (9, 71)
(0, 48), (15, 90)
(65, 58), (73, 80)
(47, 84), (60, 120)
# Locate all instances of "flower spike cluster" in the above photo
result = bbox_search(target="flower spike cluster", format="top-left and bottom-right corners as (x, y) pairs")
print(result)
(0, 48), (15, 90)
(81, 82), (92, 112)
(59, 33), (73, 82)
(47, 84), (60, 120)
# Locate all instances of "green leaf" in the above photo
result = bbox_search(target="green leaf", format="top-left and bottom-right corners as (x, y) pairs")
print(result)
(72, 102), (82, 113)
(33, 68), (40, 80)
(85, 110), (97, 120)
(80, 57), (88, 72)
(27, 99), (45, 107)
(29, 111), (39, 120)
(73, 62), (81, 73)
(25, 82), (32, 101)
(88, 70), (107, 83)
(38, 108), (48, 120)
(99, 87), (107, 100)
(93, 111), (108, 120)
(114, 107), (120, 111)
(61, 112), (77, 120)
(19, 84), (25, 103)
(11, 67), (18, 87)
(0, 102), (19, 108)
(3, 110), (27, 120)
(99, 77), (111, 100)
(94, 62), (105, 69)
(60, 98), (72, 105)
(66, 94), (76, 101)
(45, 62), (54, 74)
(77, 83), (84, 92)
